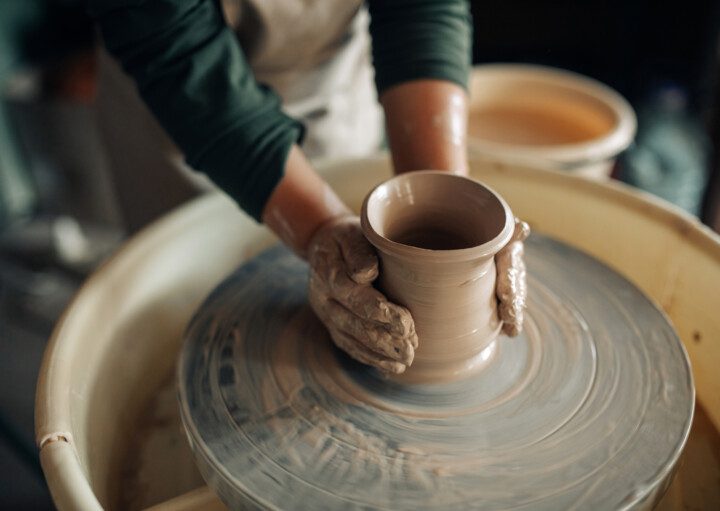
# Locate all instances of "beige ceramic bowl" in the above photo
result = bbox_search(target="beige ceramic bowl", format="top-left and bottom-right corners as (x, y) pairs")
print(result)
(468, 64), (637, 179)
(36, 157), (719, 510)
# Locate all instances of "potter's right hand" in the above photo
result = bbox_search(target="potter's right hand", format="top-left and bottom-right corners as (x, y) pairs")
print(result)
(307, 216), (418, 374)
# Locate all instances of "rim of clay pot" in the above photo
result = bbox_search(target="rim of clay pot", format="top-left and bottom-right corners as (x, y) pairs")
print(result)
(361, 171), (515, 263)
(468, 64), (637, 167)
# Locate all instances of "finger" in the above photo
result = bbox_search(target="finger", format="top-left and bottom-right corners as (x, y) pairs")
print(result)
(407, 327), (419, 349)
(309, 228), (415, 337)
(328, 328), (407, 374)
(331, 219), (379, 285)
(340, 289), (418, 350)
(315, 251), (414, 337)
(501, 305), (523, 336)
(335, 283), (416, 338)
(511, 218), (530, 243)
(308, 274), (418, 364)
(308, 276), (330, 318)
(499, 280), (525, 337)
(323, 299), (414, 365)
(496, 240), (527, 337)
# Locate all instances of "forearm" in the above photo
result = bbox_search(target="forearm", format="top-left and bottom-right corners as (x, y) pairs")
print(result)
(381, 80), (469, 175)
(367, 0), (472, 175)
(88, 0), (303, 221)
(262, 145), (350, 258)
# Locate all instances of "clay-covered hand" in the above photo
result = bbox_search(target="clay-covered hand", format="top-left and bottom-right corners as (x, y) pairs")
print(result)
(307, 216), (418, 374)
(496, 218), (531, 336)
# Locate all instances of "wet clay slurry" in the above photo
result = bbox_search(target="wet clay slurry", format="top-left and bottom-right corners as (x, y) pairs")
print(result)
(468, 102), (613, 146)
(465, 66), (637, 179)
(179, 235), (694, 510)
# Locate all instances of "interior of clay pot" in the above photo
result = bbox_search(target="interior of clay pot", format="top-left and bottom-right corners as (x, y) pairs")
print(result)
(364, 172), (508, 251)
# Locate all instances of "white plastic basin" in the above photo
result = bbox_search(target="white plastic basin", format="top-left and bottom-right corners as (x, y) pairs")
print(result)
(36, 157), (719, 510)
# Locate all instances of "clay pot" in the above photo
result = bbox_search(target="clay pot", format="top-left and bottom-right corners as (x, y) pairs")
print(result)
(361, 171), (515, 382)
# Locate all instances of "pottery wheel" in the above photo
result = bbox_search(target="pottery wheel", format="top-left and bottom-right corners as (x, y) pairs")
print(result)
(178, 234), (694, 510)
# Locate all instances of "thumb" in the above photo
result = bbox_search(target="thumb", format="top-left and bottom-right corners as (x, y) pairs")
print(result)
(333, 219), (379, 284)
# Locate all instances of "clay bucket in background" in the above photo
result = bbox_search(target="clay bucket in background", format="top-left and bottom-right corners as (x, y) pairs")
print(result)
(468, 64), (637, 179)
(361, 171), (515, 382)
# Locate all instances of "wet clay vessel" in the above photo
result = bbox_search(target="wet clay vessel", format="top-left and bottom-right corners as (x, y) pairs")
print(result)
(361, 171), (515, 382)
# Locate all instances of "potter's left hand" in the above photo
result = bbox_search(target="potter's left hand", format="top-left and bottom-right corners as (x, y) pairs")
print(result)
(262, 147), (417, 373)
(496, 218), (530, 336)
(307, 216), (419, 374)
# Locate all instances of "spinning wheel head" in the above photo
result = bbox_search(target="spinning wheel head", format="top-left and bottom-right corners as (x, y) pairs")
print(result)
(179, 236), (693, 510)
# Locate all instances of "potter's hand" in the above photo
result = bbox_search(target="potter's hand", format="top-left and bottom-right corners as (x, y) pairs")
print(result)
(262, 147), (416, 373)
(307, 216), (418, 374)
(496, 218), (530, 336)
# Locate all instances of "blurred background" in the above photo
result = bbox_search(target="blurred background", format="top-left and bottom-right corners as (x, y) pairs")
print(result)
(1, 0), (719, 508)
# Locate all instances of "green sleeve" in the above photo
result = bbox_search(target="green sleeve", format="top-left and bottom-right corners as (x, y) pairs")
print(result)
(87, 0), (304, 221)
(366, 0), (473, 94)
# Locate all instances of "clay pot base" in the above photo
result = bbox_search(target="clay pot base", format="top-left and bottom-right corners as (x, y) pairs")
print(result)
(179, 235), (693, 510)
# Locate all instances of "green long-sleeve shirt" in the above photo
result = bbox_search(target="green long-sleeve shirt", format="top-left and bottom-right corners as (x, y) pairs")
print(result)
(88, 0), (472, 221)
